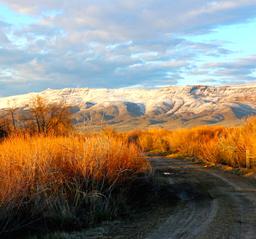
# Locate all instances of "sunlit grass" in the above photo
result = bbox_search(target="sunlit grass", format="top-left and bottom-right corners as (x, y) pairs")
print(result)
(1, 116), (256, 236)
(127, 117), (256, 168)
(0, 133), (149, 234)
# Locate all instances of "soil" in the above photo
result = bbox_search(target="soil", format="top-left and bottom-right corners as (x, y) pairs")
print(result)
(25, 157), (256, 239)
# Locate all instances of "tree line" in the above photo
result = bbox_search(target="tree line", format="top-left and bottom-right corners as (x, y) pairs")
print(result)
(0, 96), (73, 137)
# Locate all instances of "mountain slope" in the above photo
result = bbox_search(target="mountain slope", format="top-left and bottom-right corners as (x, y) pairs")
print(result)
(1, 84), (256, 130)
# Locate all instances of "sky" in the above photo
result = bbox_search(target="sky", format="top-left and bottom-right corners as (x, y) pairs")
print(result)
(0, 0), (256, 96)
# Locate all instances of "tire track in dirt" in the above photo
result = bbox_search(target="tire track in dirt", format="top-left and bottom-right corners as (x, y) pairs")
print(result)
(146, 158), (256, 239)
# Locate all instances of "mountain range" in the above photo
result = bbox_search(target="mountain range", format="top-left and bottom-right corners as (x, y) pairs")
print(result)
(1, 84), (256, 130)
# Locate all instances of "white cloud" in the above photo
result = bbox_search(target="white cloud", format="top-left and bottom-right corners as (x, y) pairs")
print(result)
(0, 0), (256, 95)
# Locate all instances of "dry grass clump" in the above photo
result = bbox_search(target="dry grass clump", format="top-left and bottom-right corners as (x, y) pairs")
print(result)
(127, 128), (171, 154)
(128, 117), (256, 168)
(0, 134), (149, 235)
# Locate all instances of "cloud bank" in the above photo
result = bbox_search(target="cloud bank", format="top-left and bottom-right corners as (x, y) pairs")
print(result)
(0, 0), (256, 95)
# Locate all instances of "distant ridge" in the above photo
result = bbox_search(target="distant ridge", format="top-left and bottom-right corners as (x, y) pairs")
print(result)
(1, 84), (256, 130)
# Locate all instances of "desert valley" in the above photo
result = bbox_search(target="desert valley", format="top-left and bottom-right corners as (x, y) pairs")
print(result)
(1, 0), (256, 238)
(0, 85), (256, 238)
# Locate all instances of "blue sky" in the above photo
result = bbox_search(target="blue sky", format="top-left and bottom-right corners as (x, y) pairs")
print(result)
(0, 0), (256, 96)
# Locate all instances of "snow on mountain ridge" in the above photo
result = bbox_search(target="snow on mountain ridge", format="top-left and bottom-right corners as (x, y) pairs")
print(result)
(1, 84), (256, 126)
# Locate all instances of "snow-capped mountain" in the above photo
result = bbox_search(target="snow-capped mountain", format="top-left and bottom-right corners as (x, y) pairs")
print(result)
(1, 84), (256, 129)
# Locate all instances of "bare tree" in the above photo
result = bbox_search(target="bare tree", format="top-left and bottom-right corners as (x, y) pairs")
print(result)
(0, 100), (19, 136)
(27, 95), (73, 135)
(5, 100), (19, 131)
(0, 117), (8, 138)
(0, 96), (73, 136)
(29, 96), (48, 133)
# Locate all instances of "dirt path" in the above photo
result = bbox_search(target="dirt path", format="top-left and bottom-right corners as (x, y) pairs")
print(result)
(145, 157), (256, 239)
(31, 157), (256, 239)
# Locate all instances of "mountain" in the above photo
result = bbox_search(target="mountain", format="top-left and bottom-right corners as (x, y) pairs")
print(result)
(1, 84), (256, 130)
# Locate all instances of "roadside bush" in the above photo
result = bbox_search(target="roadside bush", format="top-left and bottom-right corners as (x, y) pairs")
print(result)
(0, 134), (150, 236)
(128, 117), (256, 169)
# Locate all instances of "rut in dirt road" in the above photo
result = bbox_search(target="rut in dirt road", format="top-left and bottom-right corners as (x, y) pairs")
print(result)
(146, 157), (256, 239)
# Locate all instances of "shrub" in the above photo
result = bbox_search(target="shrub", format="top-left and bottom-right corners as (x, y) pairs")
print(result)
(0, 134), (149, 235)
(128, 117), (256, 169)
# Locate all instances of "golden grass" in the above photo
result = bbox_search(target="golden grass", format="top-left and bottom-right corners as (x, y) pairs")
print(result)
(1, 117), (256, 235)
(127, 117), (256, 168)
(0, 134), (149, 234)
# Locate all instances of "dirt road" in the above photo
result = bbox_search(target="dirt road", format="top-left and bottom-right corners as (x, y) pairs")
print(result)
(145, 157), (256, 239)
(36, 157), (256, 239)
